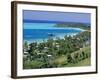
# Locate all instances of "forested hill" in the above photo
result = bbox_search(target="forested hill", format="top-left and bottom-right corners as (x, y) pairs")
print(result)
(54, 22), (90, 30)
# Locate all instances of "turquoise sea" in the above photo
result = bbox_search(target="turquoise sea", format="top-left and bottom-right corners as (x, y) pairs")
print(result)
(23, 23), (84, 43)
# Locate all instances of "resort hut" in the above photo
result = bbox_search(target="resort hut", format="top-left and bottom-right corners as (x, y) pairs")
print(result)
(43, 47), (48, 53)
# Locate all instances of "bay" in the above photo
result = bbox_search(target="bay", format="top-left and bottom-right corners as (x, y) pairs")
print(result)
(23, 23), (83, 43)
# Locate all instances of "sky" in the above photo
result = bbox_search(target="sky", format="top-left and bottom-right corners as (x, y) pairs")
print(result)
(23, 10), (91, 23)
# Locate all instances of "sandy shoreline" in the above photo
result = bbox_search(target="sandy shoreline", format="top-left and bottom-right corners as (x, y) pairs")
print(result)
(24, 32), (80, 44)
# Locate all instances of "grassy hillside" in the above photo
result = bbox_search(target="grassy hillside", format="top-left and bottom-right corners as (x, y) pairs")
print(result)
(52, 46), (91, 67)
(64, 58), (91, 67)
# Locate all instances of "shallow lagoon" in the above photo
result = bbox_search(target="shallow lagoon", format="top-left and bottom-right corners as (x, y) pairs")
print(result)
(23, 23), (84, 43)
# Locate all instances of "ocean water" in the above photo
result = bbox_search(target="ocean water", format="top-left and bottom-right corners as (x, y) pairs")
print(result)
(23, 23), (83, 43)
(23, 29), (82, 43)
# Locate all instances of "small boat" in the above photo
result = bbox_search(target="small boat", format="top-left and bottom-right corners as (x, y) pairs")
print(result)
(48, 33), (55, 37)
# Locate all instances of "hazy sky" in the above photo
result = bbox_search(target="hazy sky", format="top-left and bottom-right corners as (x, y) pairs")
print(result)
(23, 10), (91, 23)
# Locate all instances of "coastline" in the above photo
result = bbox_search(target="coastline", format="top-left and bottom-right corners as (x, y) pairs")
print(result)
(23, 27), (86, 44)
(24, 32), (82, 44)
(53, 27), (86, 31)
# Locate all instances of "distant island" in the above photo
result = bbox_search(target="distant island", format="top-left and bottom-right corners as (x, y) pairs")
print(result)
(54, 22), (90, 30)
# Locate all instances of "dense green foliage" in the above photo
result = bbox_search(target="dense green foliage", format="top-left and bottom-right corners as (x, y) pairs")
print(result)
(23, 31), (91, 69)
(54, 22), (90, 30)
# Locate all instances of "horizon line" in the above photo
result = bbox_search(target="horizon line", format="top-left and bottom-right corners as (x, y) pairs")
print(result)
(23, 20), (90, 24)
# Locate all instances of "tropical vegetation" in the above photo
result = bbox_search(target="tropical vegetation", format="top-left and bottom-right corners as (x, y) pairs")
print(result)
(54, 22), (90, 30)
(23, 30), (91, 69)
